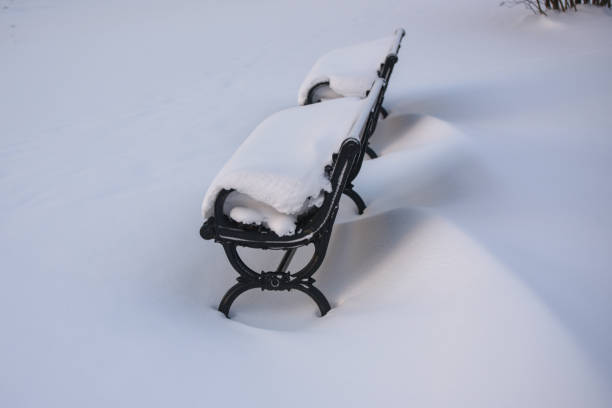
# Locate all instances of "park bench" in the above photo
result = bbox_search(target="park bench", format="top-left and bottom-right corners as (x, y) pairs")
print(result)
(200, 29), (405, 317)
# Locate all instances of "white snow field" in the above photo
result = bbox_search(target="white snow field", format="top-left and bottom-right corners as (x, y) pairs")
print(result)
(1, 0), (612, 406)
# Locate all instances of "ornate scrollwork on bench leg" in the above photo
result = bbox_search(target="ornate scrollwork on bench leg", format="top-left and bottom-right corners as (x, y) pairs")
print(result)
(217, 242), (332, 318)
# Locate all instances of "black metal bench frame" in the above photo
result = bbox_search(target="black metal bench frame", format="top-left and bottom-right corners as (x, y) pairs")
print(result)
(200, 30), (404, 317)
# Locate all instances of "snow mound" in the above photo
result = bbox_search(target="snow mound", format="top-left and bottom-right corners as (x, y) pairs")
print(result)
(519, 14), (566, 30)
(338, 113), (473, 223)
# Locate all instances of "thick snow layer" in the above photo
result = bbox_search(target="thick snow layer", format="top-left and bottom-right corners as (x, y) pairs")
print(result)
(297, 33), (397, 104)
(201, 96), (365, 235)
(225, 191), (299, 236)
(2, 1), (612, 407)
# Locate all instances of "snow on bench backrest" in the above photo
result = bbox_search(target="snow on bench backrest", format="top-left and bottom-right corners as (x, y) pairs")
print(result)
(297, 29), (404, 105)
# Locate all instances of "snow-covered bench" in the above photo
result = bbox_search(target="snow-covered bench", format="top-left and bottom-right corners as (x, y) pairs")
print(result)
(200, 30), (404, 318)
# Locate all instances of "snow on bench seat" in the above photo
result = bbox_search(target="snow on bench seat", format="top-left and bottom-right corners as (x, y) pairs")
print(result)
(201, 96), (366, 236)
(297, 31), (401, 105)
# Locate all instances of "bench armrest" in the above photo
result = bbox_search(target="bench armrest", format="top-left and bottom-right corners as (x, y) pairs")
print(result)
(388, 28), (406, 58)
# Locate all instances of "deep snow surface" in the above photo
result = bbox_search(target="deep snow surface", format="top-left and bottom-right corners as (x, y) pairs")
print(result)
(1, 1), (612, 407)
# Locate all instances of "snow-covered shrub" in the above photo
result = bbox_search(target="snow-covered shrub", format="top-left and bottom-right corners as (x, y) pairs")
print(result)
(501, 0), (610, 15)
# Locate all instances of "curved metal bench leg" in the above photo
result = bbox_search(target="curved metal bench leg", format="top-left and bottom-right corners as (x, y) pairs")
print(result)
(218, 243), (261, 318)
(380, 106), (389, 119)
(218, 242), (333, 318)
(293, 283), (331, 317)
(365, 145), (378, 159)
(218, 281), (260, 318)
(343, 187), (366, 215)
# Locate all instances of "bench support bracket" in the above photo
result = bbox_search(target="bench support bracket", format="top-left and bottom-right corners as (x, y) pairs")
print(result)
(365, 145), (378, 159)
(380, 106), (389, 119)
(343, 184), (367, 215)
(218, 243), (331, 318)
